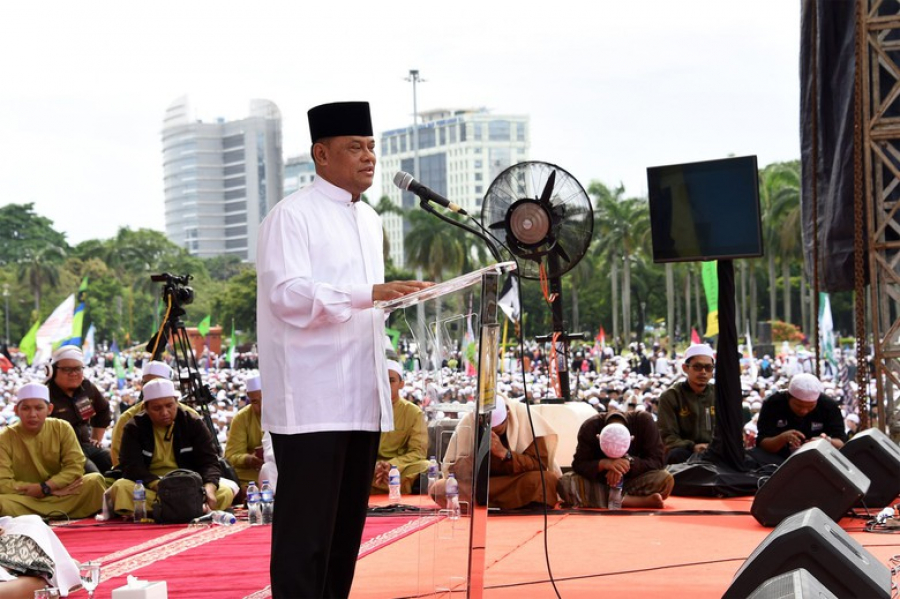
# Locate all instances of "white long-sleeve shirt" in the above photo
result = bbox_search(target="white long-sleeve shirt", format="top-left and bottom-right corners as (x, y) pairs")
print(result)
(256, 176), (392, 435)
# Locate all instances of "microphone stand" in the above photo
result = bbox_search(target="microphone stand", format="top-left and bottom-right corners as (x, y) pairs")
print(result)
(417, 200), (504, 264)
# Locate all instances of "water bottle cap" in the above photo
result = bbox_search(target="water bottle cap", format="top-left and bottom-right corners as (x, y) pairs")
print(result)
(448, 473), (455, 479)
(262, 480), (269, 483)
(136, 480), (143, 484)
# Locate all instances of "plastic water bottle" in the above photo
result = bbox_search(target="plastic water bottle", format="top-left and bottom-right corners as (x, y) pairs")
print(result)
(445, 473), (460, 520)
(133, 480), (146, 522)
(427, 456), (439, 484)
(246, 481), (262, 526)
(608, 479), (624, 510)
(260, 479), (274, 525)
(388, 465), (401, 502)
(210, 510), (236, 526)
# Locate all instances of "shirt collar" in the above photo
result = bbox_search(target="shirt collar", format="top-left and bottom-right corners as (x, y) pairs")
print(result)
(314, 175), (356, 205)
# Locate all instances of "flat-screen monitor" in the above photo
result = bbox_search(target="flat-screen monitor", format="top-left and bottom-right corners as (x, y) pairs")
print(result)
(646, 155), (763, 263)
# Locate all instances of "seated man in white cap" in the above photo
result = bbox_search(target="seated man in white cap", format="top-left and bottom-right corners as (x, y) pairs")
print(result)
(108, 379), (233, 518)
(433, 395), (561, 510)
(558, 407), (674, 509)
(751, 372), (847, 466)
(371, 360), (429, 495)
(224, 374), (264, 491)
(46, 346), (112, 474)
(110, 359), (175, 467)
(657, 344), (716, 465)
(0, 383), (106, 519)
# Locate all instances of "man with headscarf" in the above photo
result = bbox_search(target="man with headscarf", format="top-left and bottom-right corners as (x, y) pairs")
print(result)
(434, 395), (561, 509)
(46, 346), (112, 474)
(657, 344), (716, 464)
(751, 373), (847, 466)
(0, 383), (106, 519)
(256, 101), (430, 598)
(371, 360), (429, 495)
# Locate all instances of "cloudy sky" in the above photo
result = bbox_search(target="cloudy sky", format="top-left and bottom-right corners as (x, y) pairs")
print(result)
(1, 1), (800, 246)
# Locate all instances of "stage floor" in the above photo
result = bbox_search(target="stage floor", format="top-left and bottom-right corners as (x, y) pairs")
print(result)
(53, 495), (899, 598)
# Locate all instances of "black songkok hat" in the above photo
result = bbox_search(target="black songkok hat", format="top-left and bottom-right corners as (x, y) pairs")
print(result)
(307, 101), (373, 143)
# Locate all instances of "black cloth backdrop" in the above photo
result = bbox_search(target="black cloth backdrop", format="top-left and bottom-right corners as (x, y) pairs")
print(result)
(800, 0), (863, 292)
(707, 260), (745, 471)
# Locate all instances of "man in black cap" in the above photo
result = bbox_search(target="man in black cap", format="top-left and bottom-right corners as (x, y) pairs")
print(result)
(257, 101), (429, 599)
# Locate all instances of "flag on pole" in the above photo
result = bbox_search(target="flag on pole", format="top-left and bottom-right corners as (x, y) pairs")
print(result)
(701, 261), (719, 338)
(61, 277), (89, 347)
(111, 341), (126, 390)
(746, 324), (758, 380)
(18, 320), (40, 365)
(82, 323), (96, 364)
(34, 294), (75, 363)
(462, 312), (477, 376)
(385, 327), (400, 350)
(691, 328), (701, 344)
(597, 326), (606, 348)
(497, 275), (520, 322)
(197, 314), (211, 337)
(819, 292), (837, 373)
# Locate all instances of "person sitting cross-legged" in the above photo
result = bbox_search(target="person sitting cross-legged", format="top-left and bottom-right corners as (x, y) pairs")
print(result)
(108, 378), (234, 518)
(0, 383), (106, 520)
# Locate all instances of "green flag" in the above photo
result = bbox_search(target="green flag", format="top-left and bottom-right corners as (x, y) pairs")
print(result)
(385, 327), (400, 350)
(227, 319), (236, 368)
(701, 261), (719, 338)
(18, 320), (40, 365)
(197, 314), (211, 337)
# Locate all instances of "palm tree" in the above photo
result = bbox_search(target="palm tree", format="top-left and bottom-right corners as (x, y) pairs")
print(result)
(590, 181), (650, 343)
(759, 161), (801, 325)
(17, 245), (66, 313)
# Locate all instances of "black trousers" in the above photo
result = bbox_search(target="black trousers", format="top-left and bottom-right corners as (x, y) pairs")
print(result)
(270, 431), (380, 599)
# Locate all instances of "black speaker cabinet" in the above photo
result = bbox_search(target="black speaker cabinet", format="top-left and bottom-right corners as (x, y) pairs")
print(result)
(752, 438), (870, 527)
(724, 507), (891, 599)
(757, 321), (772, 344)
(746, 568), (837, 599)
(840, 427), (900, 508)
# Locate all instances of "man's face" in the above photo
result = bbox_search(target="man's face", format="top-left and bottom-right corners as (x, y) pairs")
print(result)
(315, 136), (376, 198)
(388, 370), (404, 403)
(15, 399), (52, 434)
(682, 356), (714, 389)
(54, 359), (84, 392)
(247, 390), (262, 415)
(144, 397), (179, 428)
(788, 396), (817, 418)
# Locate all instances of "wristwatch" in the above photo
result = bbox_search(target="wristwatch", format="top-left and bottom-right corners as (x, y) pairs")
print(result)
(40, 481), (52, 497)
(504, 450), (513, 462)
(626, 455), (634, 466)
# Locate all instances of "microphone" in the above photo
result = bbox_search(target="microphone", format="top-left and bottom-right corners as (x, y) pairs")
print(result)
(393, 171), (468, 215)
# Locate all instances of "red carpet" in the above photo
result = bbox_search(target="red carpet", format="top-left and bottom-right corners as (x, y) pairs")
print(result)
(53, 514), (437, 598)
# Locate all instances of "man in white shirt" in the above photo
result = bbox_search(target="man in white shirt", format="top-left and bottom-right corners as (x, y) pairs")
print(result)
(256, 101), (429, 599)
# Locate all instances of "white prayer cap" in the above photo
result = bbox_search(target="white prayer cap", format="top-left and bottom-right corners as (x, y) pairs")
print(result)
(143, 379), (180, 402)
(246, 375), (262, 393)
(51, 346), (84, 365)
(15, 382), (50, 404)
(386, 360), (402, 375)
(788, 373), (823, 402)
(683, 344), (715, 361)
(142, 361), (172, 380)
(846, 413), (860, 424)
(491, 395), (508, 428)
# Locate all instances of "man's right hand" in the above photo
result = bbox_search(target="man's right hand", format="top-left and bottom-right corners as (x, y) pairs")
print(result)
(780, 429), (805, 451)
(373, 281), (433, 302)
(373, 461), (391, 487)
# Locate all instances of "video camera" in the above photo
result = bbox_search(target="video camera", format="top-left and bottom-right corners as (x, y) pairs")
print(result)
(151, 273), (194, 313)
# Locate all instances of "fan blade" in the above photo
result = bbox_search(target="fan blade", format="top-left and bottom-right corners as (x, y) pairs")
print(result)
(553, 243), (571, 264)
(488, 220), (506, 230)
(538, 170), (556, 205)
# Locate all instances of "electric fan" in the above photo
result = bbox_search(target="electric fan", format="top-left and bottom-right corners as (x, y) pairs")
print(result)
(482, 161), (593, 279)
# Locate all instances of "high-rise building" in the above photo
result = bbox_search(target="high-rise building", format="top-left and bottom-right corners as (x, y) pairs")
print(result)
(162, 96), (283, 262)
(283, 154), (315, 197)
(379, 108), (529, 268)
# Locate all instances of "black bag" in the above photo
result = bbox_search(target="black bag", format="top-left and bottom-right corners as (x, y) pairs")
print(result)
(668, 461), (775, 498)
(151, 469), (206, 523)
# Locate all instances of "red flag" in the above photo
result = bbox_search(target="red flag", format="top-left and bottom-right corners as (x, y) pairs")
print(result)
(597, 326), (606, 347)
(691, 328), (701, 344)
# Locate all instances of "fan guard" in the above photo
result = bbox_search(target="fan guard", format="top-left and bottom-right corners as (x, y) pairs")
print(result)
(482, 161), (593, 279)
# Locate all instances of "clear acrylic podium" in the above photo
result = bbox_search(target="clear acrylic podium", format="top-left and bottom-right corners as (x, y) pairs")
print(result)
(375, 261), (516, 598)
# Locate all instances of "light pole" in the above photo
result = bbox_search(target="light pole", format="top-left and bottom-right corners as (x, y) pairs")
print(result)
(405, 69), (424, 178)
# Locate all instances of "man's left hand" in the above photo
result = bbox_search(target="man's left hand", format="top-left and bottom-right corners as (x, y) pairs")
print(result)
(16, 483), (44, 498)
(52, 478), (83, 496)
(373, 281), (434, 302)
(204, 484), (217, 510)
(693, 443), (708, 453)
